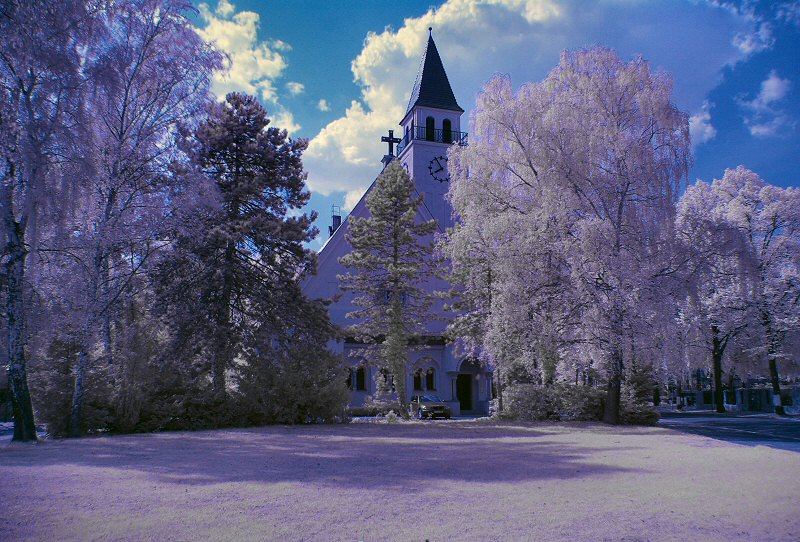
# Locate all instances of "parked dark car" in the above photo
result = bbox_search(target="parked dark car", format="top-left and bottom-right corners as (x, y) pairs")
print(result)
(410, 395), (452, 419)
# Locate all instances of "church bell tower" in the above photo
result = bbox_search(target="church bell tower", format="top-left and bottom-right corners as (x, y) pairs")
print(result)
(302, 28), (492, 416)
(394, 28), (465, 229)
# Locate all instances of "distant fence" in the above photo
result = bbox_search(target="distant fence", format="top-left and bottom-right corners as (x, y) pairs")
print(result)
(692, 387), (797, 413)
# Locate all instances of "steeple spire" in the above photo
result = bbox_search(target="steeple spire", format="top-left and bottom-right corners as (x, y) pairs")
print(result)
(405, 30), (463, 115)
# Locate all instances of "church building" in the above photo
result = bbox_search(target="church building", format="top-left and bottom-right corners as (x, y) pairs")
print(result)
(302, 30), (492, 416)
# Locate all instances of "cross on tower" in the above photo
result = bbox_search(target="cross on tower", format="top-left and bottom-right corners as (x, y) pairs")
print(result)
(381, 129), (402, 156)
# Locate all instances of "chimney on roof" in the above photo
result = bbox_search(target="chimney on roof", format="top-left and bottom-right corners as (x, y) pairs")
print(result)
(329, 205), (342, 237)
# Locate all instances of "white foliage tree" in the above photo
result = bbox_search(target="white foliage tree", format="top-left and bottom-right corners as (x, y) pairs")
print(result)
(45, 0), (221, 436)
(676, 178), (757, 413)
(447, 48), (691, 423)
(0, 0), (93, 441)
(678, 167), (800, 414)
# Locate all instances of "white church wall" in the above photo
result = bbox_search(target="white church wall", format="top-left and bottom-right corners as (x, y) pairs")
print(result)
(300, 32), (493, 415)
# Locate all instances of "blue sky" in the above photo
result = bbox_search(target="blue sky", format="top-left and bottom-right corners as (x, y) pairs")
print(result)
(194, 0), (799, 250)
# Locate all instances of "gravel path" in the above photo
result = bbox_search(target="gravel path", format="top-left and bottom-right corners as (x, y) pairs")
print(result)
(2, 420), (799, 541)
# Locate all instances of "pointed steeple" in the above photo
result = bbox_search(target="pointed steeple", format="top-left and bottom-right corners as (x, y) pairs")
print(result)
(405, 29), (463, 115)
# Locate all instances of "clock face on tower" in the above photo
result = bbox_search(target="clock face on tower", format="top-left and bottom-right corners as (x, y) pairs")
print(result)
(428, 155), (449, 182)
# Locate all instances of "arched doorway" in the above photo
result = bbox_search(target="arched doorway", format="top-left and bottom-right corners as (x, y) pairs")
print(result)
(456, 359), (480, 413)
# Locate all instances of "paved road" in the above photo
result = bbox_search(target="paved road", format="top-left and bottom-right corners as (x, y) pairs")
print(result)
(5, 415), (799, 451)
(659, 411), (800, 452)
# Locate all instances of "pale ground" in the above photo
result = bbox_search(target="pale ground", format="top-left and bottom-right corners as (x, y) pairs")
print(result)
(1, 420), (799, 541)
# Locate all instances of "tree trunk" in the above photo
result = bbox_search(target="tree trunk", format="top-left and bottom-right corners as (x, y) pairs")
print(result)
(210, 240), (237, 403)
(68, 350), (89, 437)
(212, 339), (227, 402)
(603, 373), (622, 424)
(5, 220), (37, 442)
(387, 293), (409, 418)
(495, 365), (504, 413)
(768, 357), (784, 416)
(711, 325), (726, 414)
(602, 346), (623, 424)
(762, 313), (785, 416)
(541, 346), (557, 386)
(211, 298), (229, 402)
(69, 248), (104, 437)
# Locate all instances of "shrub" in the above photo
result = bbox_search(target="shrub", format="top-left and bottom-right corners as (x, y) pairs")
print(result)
(237, 340), (351, 425)
(29, 338), (117, 437)
(620, 396), (660, 426)
(555, 383), (605, 421)
(500, 383), (604, 422)
(348, 396), (403, 417)
(500, 383), (559, 421)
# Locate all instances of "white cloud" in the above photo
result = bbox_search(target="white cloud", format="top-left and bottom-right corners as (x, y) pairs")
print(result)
(756, 71), (791, 106)
(270, 39), (292, 52)
(776, 1), (800, 27)
(317, 99), (331, 112)
(738, 70), (793, 137)
(197, 1), (287, 103)
(272, 110), (301, 134)
(747, 116), (792, 137)
(732, 21), (774, 54)
(215, 0), (235, 17)
(343, 188), (368, 212)
(286, 81), (305, 95)
(689, 101), (717, 147)
(303, 0), (758, 197)
(197, 2), (301, 135)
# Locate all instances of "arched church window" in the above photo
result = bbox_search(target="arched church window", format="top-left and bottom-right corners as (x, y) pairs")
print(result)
(425, 116), (435, 141)
(413, 369), (424, 391)
(346, 368), (354, 389)
(356, 367), (366, 391)
(426, 368), (436, 390)
(443, 119), (452, 144)
(379, 368), (395, 392)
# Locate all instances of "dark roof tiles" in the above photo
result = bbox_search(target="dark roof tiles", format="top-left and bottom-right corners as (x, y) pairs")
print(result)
(405, 32), (463, 115)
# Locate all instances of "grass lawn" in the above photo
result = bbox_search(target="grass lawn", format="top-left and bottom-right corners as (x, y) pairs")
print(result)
(1, 419), (799, 541)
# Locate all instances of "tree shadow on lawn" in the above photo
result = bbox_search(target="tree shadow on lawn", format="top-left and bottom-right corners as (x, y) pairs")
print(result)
(0, 422), (643, 489)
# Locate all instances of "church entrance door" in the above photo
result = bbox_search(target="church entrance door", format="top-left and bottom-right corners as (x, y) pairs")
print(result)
(456, 374), (472, 412)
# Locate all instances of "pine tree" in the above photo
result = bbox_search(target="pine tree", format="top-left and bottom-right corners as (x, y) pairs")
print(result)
(236, 293), (350, 424)
(339, 160), (437, 417)
(158, 92), (317, 404)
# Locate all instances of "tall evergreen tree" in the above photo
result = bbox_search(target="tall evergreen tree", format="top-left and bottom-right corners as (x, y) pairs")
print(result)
(236, 293), (350, 424)
(339, 160), (437, 417)
(158, 92), (317, 403)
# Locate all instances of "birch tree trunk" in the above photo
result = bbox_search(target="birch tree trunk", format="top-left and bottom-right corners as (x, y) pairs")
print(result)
(4, 218), (38, 441)
(603, 342), (623, 424)
(759, 312), (785, 415)
(69, 350), (89, 437)
(68, 239), (109, 436)
(711, 325), (726, 414)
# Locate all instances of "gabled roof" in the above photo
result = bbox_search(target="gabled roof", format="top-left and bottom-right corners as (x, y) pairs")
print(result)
(405, 31), (463, 115)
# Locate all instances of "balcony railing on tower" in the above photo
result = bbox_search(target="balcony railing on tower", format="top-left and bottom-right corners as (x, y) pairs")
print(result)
(396, 126), (468, 155)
